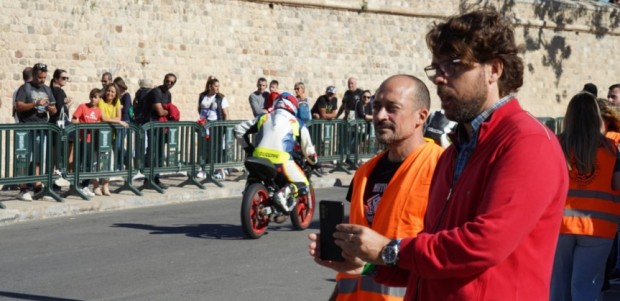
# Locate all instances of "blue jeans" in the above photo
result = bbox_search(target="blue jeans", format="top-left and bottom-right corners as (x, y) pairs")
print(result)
(550, 234), (613, 301)
(114, 128), (127, 171)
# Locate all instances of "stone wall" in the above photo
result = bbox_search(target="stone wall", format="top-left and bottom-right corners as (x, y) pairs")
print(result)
(0, 0), (619, 123)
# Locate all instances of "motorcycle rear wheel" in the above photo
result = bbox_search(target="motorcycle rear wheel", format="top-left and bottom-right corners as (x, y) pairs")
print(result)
(241, 183), (270, 239)
(290, 185), (316, 230)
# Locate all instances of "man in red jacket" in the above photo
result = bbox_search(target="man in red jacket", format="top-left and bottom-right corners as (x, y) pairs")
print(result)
(310, 9), (568, 301)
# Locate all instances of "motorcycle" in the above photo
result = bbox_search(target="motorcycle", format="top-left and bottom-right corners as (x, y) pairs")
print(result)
(240, 155), (319, 239)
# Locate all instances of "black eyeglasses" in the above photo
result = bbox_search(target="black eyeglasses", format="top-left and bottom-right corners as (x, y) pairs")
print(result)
(165, 80), (176, 85)
(60, 76), (69, 81)
(34, 63), (48, 72)
(362, 96), (371, 99)
(424, 59), (462, 80)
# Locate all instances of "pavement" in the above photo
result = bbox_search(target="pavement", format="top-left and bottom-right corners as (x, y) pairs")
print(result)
(0, 168), (354, 226)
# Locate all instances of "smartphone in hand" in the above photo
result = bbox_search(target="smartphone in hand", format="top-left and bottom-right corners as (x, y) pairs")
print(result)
(319, 200), (345, 261)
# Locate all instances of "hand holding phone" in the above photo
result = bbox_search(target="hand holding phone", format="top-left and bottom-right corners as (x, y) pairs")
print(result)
(319, 200), (345, 262)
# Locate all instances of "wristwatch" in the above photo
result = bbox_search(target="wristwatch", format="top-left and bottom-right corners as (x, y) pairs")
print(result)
(381, 239), (401, 266)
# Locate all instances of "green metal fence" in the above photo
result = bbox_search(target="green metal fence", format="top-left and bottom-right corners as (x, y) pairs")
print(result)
(140, 121), (205, 193)
(0, 116), (566, 208)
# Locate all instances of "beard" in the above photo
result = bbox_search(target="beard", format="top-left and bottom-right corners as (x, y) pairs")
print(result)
(374, 120), (397, 145)
(438, 71), (488, 123)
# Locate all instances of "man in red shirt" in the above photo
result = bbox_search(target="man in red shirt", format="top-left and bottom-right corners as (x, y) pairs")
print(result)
(310, 9), (568, 301)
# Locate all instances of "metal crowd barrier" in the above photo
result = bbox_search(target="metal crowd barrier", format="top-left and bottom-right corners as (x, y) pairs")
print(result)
(0, 117), (566, 208)
(306, 119), (351, 174)
(140, 121), (205, 193)
(62, 123), (142, 200)
(201, 120), (248, 187)
(0, 123), (63, 206)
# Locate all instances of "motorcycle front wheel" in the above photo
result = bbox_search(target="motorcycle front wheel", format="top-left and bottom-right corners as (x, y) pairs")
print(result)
(241, 183), (270, 239)
(290, 185), (316, 230)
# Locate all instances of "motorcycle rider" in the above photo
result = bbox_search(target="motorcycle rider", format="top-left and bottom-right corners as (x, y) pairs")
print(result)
(234, 92), (318, 213)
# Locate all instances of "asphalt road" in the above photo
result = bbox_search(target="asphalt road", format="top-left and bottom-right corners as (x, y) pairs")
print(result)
(0, 187), (350, 301)
(2, 185), (619, 301)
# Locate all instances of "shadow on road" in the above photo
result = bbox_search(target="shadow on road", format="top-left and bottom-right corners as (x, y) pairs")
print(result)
(111, 223), (247, 240)
(0, 291), (84, 301)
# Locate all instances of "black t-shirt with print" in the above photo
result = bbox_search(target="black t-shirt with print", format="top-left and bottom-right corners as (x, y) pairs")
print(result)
(346, 153), (403, 225)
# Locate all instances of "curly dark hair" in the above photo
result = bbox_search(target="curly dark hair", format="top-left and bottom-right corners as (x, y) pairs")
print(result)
(426, 9), (524, 97)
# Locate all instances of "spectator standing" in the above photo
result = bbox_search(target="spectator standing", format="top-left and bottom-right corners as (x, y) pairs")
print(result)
(49, 69), (72, 128)
(141, 73), (177, 189)
(101, 72), (112, 88)
(12, 67), (33, 123)
(197, 76), (229, 122)
(608, 84), (620, 107)
(312, 86), (338, 120)
(113, 77), (132, 171)
(98, 83), (128, 195)
(550, 92), (620, 301)
(14, 63), (57, 201)
(263, 80), (280, 112)
(71, 88), (104, 197)
(197, 76), (230, 180)
(269, 79), (279, 93)
(355, 90), (373, 122)
(324, 75), (443, 301)
(294, 82), (312, 123)
(48, 69), (73, 190)
(336, 77), (363, 121)
(249, 77), (268, 117)
(310, 10), (568, 301)
(133, 78), (152, 125)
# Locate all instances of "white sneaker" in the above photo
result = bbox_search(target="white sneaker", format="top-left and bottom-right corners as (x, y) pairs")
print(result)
(18, 190), (33, 202)
(213, 170), (226, 180)
(196, 171), (206, 179)
(54, 177), (71, 187)
(132, 172), (145, 181)
(80, 187), (95, 197)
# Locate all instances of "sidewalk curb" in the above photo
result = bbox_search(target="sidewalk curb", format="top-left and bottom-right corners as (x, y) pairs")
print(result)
(0, 173), (353, 226)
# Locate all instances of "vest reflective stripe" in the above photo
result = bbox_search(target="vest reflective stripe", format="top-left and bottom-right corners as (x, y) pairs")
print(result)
(336, 276), (406, 300)
(337, 277), (358, 294)
(360, 276), (406, 297)
(567, 189), (620, 203)
(564, 208), (620, 224)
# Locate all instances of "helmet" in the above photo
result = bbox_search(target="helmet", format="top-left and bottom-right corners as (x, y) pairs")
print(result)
(273, 92), (298, 115)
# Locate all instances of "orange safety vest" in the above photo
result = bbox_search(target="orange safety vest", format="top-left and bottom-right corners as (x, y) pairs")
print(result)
(606, 131), (620, 147)
(561, 143), (620, 239)
(336, 141), (443, 301)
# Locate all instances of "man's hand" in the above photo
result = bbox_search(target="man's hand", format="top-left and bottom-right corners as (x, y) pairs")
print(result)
(308, 233), (365, 275)
(333, 224), (391, 265)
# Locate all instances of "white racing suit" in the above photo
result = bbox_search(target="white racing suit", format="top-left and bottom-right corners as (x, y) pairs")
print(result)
(234, 109), (317, 211)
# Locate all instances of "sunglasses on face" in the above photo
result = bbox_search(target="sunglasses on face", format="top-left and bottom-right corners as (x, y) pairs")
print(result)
(61, 76), (69, 81)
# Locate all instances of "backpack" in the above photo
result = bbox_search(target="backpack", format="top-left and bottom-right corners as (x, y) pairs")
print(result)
(297, 98), (311, 122)
(133, 87), (152, 124)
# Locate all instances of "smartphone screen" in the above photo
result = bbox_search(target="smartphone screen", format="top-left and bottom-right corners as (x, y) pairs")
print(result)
(319, 200), (345, 262)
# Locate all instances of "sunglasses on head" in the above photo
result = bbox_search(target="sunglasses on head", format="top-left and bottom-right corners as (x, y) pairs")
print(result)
(34, 63), (48, 72)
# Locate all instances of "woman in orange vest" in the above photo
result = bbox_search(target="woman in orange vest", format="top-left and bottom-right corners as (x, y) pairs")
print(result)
(597, 98), (620, 147)
(550, 92), (620, 301)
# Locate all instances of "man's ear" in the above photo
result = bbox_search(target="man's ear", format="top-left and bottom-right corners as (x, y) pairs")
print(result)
(487, 58), (504, 84)
(417, 107), (429, 127)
